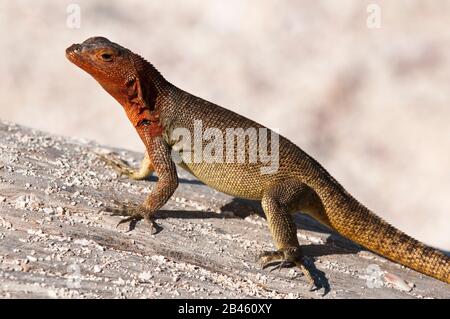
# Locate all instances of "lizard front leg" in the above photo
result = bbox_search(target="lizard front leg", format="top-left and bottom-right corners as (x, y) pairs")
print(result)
(106, 136), (178, 232)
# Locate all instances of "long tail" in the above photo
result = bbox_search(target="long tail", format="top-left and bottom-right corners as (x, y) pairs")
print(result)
(310, 176), (450, 284)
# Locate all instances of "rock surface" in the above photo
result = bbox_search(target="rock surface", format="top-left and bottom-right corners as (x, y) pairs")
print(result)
(0, 120), (448, 299)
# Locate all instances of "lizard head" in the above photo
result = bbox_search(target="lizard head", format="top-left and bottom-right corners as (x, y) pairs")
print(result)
(66, 36), (159, 113)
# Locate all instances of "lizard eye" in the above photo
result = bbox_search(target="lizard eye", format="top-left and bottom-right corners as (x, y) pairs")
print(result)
(100, 53), (113, 62)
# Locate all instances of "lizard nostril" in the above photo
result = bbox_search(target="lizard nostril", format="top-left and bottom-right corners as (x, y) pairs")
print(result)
(66, 44), (81, 55)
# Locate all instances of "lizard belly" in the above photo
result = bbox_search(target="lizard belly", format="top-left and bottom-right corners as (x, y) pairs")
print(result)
(178, 162), (267, 200)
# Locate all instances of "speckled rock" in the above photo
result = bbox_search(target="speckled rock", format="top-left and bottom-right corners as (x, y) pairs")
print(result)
(0, 120), (448, 299)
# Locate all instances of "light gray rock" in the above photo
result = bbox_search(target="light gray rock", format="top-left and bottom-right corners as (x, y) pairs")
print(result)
(0, 119), (448, 299)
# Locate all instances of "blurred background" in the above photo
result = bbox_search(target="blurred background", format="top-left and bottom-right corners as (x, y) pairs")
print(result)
(0, 0), (449, 250)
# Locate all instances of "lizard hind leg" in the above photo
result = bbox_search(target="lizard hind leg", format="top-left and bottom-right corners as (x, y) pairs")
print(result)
(99, 152), (154, 180)
(259, 179), (317, 287)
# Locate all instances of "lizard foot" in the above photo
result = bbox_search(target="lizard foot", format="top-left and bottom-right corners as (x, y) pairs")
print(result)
(97, 153), (140, 179)
(103, 203), (162, 234)
(258, 248), (316, 290)
(258, 250), (288, 269)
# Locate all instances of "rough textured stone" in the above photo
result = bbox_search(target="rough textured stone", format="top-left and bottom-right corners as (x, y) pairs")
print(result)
(0, 120), (448, 299)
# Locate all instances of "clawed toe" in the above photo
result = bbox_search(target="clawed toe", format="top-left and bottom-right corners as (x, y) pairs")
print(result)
(294, 259), (315, 288)
(258, 250), (284, 269)
(97, 154), (133, 177)
(103, 202), (161, 234)
(116, 214), (143, 227)
(268, 259), (293, 272)
(110, 207), (137, 217)
(258, 248), (317, 289)
(146, 218), (163, 235)
(102, 202), (136, 216)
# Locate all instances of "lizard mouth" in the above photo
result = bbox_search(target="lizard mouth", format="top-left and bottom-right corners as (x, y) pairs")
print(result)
(65, 43), (82, 61)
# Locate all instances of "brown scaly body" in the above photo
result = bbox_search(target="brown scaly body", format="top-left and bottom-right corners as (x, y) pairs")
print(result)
(66, 37), (449, 286)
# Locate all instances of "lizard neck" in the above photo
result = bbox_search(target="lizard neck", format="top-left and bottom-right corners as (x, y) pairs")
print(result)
(121, 53), (170, 138)
(130, 52), (168, 93)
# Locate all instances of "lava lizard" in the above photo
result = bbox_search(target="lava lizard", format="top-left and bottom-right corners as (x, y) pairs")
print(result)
(66, 37), (449, 286)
